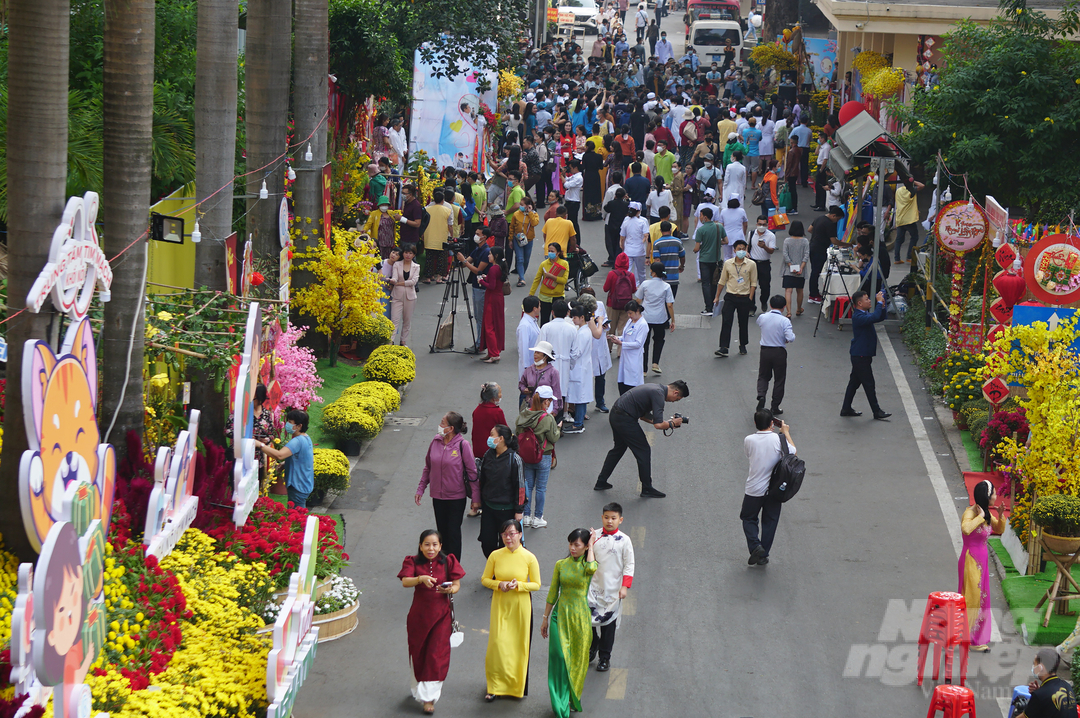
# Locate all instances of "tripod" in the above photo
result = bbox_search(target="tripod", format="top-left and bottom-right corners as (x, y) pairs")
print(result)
(813, 250), (856, 337)
(429, 256), (478, 353)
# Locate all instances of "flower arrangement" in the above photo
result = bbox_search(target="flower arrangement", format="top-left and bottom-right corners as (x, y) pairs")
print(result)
(205, 497), (348, 591)
(862, 66), (906, 98)
(363, 344), (416, 387)
(853, 50), (888, 76)
(314, 575), (360, 615)
(346, 312), (393, 356)
(330, 144), (373, 228)
(321, 398), (385, 441)
(1032, 494), (1080, 538)
(343, 380), (401, 412)
(944, 371), (982, 410)
(749, 43), (796, 72)
(497, 70), (522, 104)
(314, 448), (351, 495)
(979, 407), (1028, 454)
(273, 323), (325, 414)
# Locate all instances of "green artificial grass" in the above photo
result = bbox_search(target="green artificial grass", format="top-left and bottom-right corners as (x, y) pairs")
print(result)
(999, 548), (1080, 645)
(308, 359), (365, 449)
(959, 429), (986, 472)
(990, 537), (1018, 577)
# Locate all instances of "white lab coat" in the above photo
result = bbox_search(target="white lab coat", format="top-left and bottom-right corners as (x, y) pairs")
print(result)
(588, 529), (636, 627)
(568, 323), (595, 404)
(593, 300), (612, 377)
(516, 313), (540, 379)
(616, 316), (648, 387)
(723, 161), (746, 204)
(538, 318), (578, 398)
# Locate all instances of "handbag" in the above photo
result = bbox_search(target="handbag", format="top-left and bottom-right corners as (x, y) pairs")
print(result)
(515, 232), (530, 247)
(751, 184), (766, 206)
(579, 252), (598, 277)
(502, 277), (513, 296)
(777, 185), (792, 212)
(768, 212), (790, 231)
(448, 593), (464, 648)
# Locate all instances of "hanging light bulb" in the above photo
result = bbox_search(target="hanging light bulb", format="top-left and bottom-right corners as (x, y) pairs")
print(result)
(942, 187), (952, 203)
(259, 180), (269, 199)
(1013, 257), (1023, 273)
(304, 143), (313, 162)
(191, 219), (202, 244)
(992, 232), (1001, 248)
(287, 166), (296, 181)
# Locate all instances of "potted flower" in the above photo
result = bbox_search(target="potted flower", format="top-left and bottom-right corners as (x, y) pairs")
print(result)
(322, 397), (384, 455)
(363, 344), (417, 388)
(311, 448), (351, 507)
(1032, 494), (1080, 554)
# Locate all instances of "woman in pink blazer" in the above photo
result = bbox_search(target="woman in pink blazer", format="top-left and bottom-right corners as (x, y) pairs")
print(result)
(391, 244), (420, 345)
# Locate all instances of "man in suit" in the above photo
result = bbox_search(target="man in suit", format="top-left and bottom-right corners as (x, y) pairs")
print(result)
(841, 290), (891, 420)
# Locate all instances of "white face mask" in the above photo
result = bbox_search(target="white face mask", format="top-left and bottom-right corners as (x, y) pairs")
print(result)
(437, 426), (448, 437)
(534, 359), (546, 367)
(757, 226), (766, 233)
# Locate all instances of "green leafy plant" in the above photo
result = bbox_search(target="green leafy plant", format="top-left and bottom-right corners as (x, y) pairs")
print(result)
(1032, 494), (1080, 538)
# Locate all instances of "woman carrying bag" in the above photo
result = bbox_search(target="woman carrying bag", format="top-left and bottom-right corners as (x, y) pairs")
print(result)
(477, 425), (527, 557)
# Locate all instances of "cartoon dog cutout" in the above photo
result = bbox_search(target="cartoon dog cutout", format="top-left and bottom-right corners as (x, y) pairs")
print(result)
(19, 317), (116, 553)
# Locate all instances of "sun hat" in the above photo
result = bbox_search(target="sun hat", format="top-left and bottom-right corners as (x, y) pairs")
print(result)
(530, 341), (556, 360)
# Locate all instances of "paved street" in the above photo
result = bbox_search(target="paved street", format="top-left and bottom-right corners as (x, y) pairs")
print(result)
(295, 174), (1032, 717)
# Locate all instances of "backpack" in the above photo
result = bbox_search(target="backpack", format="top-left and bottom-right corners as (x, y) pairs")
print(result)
(517, 424), (547, 465)
(681, 120), (698, 143)
(767, 437), (805, 502)
(418, 207), (431, 237)
(608, 271), (635, 310)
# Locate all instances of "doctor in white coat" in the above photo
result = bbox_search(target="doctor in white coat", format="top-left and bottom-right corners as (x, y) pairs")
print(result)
(591, 295), (613, 413)
(565, 305), (604, 433)
(613, 300), (648, 395)
(538, 298), (578, 420)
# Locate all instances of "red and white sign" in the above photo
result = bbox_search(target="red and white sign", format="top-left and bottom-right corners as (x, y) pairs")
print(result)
(984, 195), (1009, 240)
(982, 376), (1009, 405)
(144, 410), (201, 559)
(934, 201), (987, 255)
(1024, 233), (1080, 305)
(26, 192), (113, 320)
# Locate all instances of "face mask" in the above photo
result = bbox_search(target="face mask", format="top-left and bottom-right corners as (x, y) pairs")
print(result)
(379, 205), (389, 211)
(437, 426), (447, 437)
(705, 162), (712, 168)
(1032, 665), (1041, 681)
(285, 422), (295, 434)
(547, 251), (557, 260)
(735, 250), (747, 259)
(475, 234), (484, 244)
(487, 437), (498, 450)
(757, 226), (766, 233)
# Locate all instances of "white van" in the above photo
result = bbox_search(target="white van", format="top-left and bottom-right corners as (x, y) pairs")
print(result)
(685, 20), (744, 68)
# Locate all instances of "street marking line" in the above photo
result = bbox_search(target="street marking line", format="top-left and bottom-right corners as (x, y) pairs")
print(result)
(621, 591), (636, 616)
(629, 526), (646, 545)
(605, 668), (628, 699)
(645, 432), (655, 446)
(879, 327), (1001, 650)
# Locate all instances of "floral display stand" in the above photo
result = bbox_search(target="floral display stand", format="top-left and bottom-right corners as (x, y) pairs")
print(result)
(1035, 530), (1080, 627)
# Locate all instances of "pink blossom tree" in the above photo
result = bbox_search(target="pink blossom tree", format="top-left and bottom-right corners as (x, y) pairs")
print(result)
(271, 323), (324, 429)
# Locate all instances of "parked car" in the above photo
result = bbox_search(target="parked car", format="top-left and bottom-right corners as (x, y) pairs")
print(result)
(685, 19), (745, 66)
(683, 0), (740, 35)
(557, 0), (601, 34)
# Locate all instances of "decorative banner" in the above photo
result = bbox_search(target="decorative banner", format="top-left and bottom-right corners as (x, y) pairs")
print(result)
(266, 516), (321, 718)
(1023, 233), (1080, 305)
(278, 197), (291, 249)
(26, 192), (113, 320)
(995, 242), (1018, 270)
(802, 38), (838, 90)
(989, 298), (1013, 325)
(11, 564), (48, 711)
(279, 246), (291, 303)
(935, 200), (988, 255)
(982, 376), (1010, 405)
(232, 302), (263, 526)
(408, 47), (498, 170)
(19, 318), (116, 552)
(546, 6), (557, 20)
(984, 194), (1009, 240)
(322, 163), (333, 248)
(225, 232), (238, 295)
(143, 410), (202, 559)
(242, 238), (254, 299)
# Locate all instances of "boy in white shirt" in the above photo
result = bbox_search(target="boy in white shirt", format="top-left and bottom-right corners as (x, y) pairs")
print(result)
(588, 502), (636, 672)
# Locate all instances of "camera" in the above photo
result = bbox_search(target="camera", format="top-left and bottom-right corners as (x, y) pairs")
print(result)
(673, 413), (689, 425)
(444, 238), (470, 256)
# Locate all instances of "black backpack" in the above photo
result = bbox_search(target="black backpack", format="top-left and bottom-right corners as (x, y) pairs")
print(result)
(767, 437), (805, 502)
(418, 207), (431, 237)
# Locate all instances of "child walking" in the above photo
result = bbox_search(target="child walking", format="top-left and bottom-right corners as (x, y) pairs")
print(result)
(587, 502), (636, 672)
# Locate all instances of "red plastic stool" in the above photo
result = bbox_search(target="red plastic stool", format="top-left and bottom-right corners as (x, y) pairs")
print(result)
(917, 591), (970, 686)
(830, 296), (850, 323)
(926, 684), (976, 718)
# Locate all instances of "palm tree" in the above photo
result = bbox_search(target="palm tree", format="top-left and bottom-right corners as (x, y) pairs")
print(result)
(192, 0), (239, 441)
(246, 0), (292, 261)
(100, 0), (155, 447)
(292, 0), (328, 261)
(2, 0), (71, 560)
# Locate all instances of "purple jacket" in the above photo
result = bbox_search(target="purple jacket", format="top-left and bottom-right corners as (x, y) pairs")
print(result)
(418, 433), (480, 502)
(518, 363), (562, 413)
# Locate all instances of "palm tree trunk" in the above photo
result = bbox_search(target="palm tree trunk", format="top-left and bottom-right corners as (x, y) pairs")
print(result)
(100, 0), (154, 448)
(192, 0), (239, 442)
(762, 0), (798, 50)
(246, 0), (292, 262)
(2, 0), (70, 560)
(292, 0), (328, 259)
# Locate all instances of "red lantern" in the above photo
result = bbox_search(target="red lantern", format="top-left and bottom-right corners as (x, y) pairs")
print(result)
(992, 270), (1026, 308)
(838, 101), (866, 126)
(250, 271), (265, 287)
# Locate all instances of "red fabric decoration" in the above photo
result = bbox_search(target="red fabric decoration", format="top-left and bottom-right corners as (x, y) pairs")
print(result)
(992, 270), (1026, 308)
(250, 271), (265, 286)
(838, 101), (867, 126)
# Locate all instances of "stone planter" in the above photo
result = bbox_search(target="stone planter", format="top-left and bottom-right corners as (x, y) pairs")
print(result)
(1042, 531), (1080, 555)
(272, 575), (333, 605)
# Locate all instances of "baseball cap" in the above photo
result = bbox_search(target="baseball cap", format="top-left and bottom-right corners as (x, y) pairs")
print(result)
(629, 201), (642, 211)
(704, 188), (716, 197)
(647, 92), (656, 99)
(536, 385), (556, 400)
(704, 153), (714, 161)
(728, 132), (737, 140)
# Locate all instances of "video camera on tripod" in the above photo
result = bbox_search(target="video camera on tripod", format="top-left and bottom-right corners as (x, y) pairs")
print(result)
(444, 238), (471, 257)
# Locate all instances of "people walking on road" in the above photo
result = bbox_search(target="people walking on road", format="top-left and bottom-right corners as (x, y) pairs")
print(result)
(530, 243), (571, 325)
(519, 340), (562, 418)
(477, 425), (526, 557)
(694, 207), (725, 315)
(742, 411), (796, 566)
(472, 382), (508, 472)
(481, 520), (542, 701)
(604, 253), (637, 342)
(756, 296), (795, 415)
(588, 503), (636, 671)
(782, 220), (809, 316)
(539, 299), (578, 419)
(398, 530), (466, 714)
(635, 261), (676, 375)
(714, 239), (758, 357)
(517, 296), (542, 395)
(542, 528), (598, 717)
(478, 246), (507, 363)
(959, 479), (1006, 652)
(619, 201), (651, 284)
(566, 305), (604, 433)
(841, 290), (892, 420)
(652, 221), (685, 297)
(594, 380), (688, 497)
(516, 387), (562, 528)
(749, 217), (776, 313)
(719, 194), (749, 264)
(416, 412), (480, 561)
(389, 245), (419, 346)
(613, 300), (648, 393)
(577, 286), (613, 412)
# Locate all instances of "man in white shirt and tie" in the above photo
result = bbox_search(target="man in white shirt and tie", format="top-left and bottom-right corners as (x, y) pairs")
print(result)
(748, 216), (776, 314)
(755, 295), (795, 415)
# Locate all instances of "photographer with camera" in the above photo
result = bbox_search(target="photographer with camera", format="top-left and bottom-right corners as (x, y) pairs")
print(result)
(456, 228), (493, 354)
(594, 380), (689, 499)
(742, 409), (796, 566)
